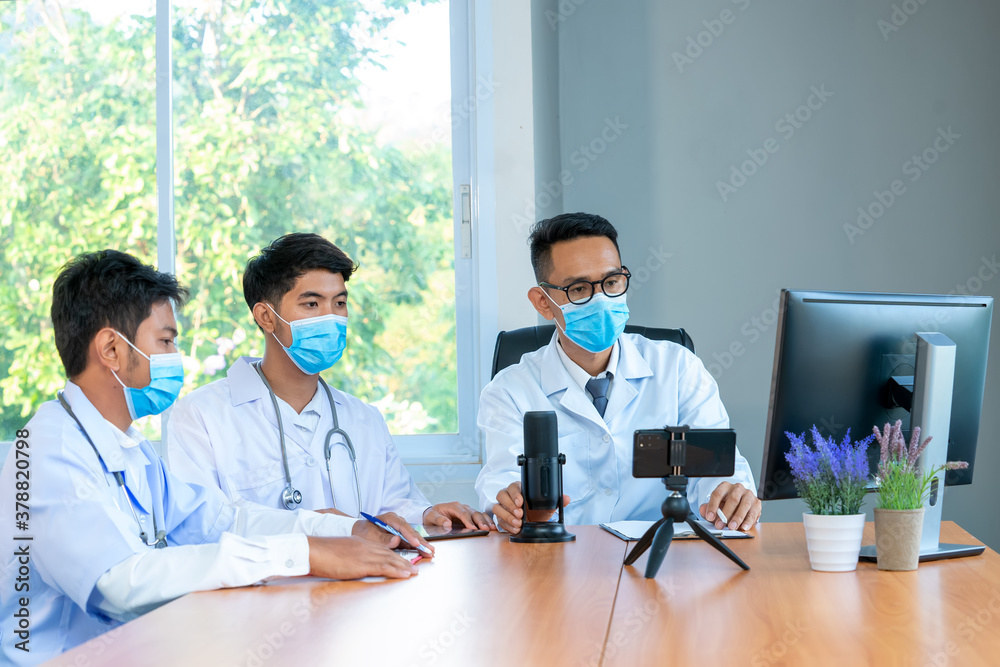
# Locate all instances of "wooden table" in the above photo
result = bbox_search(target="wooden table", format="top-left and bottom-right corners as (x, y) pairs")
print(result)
(48, 526), (628, 667)
(47, 523), (1000, 667)
(604, 522), (1000, 666)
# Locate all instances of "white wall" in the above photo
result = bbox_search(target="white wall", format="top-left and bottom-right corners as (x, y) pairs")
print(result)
(522, 0), (1000, 549)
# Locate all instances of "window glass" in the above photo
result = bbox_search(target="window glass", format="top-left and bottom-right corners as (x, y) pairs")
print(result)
(172, 0), (458, 435)
(0, 0), (458, 442)
(0, 1), (160, 439)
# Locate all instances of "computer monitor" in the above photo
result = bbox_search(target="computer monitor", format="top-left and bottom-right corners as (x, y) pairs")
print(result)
(758, 290), (993, 561)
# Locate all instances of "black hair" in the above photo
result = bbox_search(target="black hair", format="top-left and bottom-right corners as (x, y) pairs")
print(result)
(51, 250), (189, 378)
(528, 212), (621, 282)
(242, 233), (357, 317)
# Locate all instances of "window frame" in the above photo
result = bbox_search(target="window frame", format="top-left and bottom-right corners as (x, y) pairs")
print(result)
(155, 0), (485, 465)
(0, 0), (490, 468)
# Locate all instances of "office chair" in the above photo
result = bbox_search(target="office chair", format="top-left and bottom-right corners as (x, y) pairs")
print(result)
(491, 324), (695, 379)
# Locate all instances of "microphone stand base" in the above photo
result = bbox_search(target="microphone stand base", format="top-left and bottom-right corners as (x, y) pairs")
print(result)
(510, 521), (576, 543)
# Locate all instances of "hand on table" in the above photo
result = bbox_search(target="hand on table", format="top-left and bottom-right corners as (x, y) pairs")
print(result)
(491, 481), (570, 534)
(423, 502), (496, 531)
(351, 511), (435, 557)
(306, 536), (417, 580)
(700, 482), (761, 532)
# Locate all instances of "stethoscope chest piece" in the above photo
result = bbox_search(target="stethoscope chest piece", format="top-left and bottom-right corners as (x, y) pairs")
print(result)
(282, 485), (303, 510)
(254, 361), (361, 515)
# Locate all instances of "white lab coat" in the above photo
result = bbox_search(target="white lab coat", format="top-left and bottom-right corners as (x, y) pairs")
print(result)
(475, 333), (756, 525)
(166, 357), (430, 522)
(0, 382), (357, 666)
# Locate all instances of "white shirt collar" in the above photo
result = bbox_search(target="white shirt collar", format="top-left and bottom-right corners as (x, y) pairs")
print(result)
(105, 420), (145, 449)
(554, 337), (620, 394)
(275, 383), (327, 436)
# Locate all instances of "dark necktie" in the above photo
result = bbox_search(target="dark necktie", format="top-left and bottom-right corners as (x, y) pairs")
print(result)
(586, 374), (613, 418)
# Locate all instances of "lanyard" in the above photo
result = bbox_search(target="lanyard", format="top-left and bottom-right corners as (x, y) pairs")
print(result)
(57, 392), (167, 549)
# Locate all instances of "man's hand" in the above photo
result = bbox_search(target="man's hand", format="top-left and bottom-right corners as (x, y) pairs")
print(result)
(700, 482), (762, 532)
(423, 502), (496, 531)
(491, 481), (570, 534)
(307, 536), (417, 580)
(351, 511), (435, 557)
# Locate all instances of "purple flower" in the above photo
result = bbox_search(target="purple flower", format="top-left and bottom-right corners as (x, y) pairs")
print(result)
(873, 422), (891, 466)
(785, 426), (872, 514)
(811, 426), (841, 481)
(890, 421), (905, 460)
(907, 426), (932, 469)
(785, 430), (820, 481)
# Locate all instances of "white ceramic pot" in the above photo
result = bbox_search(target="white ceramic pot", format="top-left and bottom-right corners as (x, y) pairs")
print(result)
(802, 512), (866, 572)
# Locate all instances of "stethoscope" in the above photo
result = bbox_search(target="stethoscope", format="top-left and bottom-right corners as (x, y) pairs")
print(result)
(57, 392), (167, 549)
(252, 362), (362, 514)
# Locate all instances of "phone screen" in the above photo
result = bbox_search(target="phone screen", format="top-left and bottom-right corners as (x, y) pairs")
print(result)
(632, 429), (737, 478)
(411, 524), (490, 541)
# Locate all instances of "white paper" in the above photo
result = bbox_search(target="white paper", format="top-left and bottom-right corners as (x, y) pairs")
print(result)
(600, 520), (747, 541)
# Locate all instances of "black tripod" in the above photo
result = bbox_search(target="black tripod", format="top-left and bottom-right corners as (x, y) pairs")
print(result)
(624, 475), (750, 578)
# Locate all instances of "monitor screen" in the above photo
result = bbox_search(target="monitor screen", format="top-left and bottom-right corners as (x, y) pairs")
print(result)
(759, 290), (993, 502)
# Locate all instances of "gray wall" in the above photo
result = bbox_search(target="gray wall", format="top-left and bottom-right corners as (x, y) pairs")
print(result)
(532, 0), (1000, 549)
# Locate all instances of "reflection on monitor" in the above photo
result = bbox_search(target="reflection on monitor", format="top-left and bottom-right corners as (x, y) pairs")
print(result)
(759, 290), (992, 502)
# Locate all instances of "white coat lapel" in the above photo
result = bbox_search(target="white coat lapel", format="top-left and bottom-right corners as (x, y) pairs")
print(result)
(60, 381), (126, 473)
(603, 335), (653, 425)
(230, 356), (282, 433)
(537, 334), (607, 432)
(229, 356), (317, 455)
(61, 381), (156, 513)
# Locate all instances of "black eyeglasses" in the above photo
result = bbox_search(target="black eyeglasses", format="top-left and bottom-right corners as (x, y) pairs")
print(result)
(539, 267), (631, 305)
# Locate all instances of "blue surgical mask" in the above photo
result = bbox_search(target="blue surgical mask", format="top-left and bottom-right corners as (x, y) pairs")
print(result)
(543, 291), (630, 353)
(111, 332), (184, 420)
(267, 304), (348, 375)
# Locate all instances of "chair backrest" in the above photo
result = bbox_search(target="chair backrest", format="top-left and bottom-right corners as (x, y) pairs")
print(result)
(490, 324), (695, 379)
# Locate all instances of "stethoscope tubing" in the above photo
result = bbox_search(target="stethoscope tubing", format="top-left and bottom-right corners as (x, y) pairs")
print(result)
(253, 361), (362, 514)
(57, 392), (167, 548)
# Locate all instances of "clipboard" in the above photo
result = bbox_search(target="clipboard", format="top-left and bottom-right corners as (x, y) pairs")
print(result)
(600, 520), (753, 541)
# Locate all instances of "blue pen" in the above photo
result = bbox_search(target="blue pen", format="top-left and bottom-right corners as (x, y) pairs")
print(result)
(360, 512), (433, 555)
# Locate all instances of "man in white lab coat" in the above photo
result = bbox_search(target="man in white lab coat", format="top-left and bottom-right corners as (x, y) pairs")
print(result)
(166, 233), (493, 530)
(0, 250), (426, 666)
(476, 213), (762, 533)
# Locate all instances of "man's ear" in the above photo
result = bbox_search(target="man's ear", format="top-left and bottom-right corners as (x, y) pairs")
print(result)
(527, 287), (556, 321)
(252, 303), (277, 334)
(93, 328), (124, 373)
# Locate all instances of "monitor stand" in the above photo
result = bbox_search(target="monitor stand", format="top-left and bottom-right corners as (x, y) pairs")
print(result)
(859, 332), (985, 563)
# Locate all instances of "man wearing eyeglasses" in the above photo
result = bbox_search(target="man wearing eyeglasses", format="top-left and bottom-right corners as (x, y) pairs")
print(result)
(475, 212), (761, 534)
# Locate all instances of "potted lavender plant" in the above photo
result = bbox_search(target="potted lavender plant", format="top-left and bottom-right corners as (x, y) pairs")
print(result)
(785, 426), (873, 572)
(872, 420), (968, 571)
